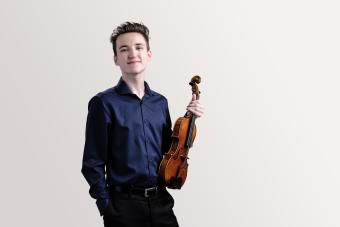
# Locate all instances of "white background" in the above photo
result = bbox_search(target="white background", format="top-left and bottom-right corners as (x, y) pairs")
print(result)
(1, 1), (340, 226)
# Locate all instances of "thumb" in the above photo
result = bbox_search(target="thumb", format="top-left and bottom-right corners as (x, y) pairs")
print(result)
(191, 94), (196, 101)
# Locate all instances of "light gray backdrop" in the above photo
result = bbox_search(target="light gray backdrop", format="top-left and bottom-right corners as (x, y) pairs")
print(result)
(1, 0), (340, 227)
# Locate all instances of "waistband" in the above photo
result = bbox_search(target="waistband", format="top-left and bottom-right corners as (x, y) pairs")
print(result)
(108, 185), (166, 198)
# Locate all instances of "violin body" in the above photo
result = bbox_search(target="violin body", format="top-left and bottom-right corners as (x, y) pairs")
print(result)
(158, 75), (201, 189)
(158, 116), (197, 189)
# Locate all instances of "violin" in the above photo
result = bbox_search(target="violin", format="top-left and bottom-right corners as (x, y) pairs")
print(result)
(158, 75), (201, 189)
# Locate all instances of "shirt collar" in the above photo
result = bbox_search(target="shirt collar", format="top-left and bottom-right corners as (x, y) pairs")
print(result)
(115, 77), (154, 96)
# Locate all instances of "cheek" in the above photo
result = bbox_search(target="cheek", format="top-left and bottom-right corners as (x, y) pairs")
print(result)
(115, 55), (126, 65)
(144, 55), (151, 63)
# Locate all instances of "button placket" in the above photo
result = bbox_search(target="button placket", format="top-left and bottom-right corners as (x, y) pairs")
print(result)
(140, 100), (151, 177)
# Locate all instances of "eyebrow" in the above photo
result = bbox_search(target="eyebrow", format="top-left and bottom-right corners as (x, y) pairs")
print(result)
(118, 43), (145, 50)
(119, 45), (128, 50)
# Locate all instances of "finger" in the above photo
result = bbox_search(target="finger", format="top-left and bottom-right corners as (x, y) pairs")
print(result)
(186, 107), (203, 117)
(189, 100), (203, 106)
(187, 103), (204, 108)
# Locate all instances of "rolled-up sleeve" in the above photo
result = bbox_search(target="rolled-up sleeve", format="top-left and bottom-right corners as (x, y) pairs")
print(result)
(81, 96), (111, 215)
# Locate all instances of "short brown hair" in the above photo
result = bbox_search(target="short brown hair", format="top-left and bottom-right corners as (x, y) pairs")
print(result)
(110, 22), (150, 56)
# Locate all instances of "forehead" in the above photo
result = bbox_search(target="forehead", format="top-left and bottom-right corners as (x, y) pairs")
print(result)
(116, 32), (147, 47)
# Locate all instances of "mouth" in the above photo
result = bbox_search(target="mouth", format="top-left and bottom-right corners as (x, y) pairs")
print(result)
(127, 61), (141, 64)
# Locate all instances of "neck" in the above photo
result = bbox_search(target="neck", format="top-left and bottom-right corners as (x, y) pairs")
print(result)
(122, 74), (145, 99)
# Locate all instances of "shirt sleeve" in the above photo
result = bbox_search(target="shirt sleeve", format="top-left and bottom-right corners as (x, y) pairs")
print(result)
(81, 96), (111, 215)
(162, 98), (173, 154)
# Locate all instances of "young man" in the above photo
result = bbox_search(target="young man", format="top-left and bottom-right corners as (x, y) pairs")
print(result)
(81, 22), (204, 227)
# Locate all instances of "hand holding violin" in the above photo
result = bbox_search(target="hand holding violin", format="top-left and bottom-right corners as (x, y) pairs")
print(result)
(186, 93), (205, 117)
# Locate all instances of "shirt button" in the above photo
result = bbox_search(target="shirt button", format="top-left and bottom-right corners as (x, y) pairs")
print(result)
(144, 120), (147, 125)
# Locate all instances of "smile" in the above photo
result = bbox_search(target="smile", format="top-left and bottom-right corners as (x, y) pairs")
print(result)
(127, 61), (141, 64)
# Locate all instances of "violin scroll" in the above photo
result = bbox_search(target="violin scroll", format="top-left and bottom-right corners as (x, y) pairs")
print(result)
(189, 75), (201, 100)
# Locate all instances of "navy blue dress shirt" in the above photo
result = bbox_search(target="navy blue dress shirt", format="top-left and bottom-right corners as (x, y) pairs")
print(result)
(81, 77), (172, 215)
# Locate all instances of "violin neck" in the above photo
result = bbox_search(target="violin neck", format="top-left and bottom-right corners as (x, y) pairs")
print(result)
(184, 79), (200, 148)
(185, 113), (196, 148)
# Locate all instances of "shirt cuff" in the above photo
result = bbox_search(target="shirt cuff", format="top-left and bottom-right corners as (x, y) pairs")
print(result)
(96, 198), (109, 216)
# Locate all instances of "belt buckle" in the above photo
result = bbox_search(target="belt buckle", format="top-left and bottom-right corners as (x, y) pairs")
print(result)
(144, 187), (158, 198)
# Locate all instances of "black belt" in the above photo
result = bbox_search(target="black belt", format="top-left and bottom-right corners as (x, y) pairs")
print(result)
(108, 185), (164, 198)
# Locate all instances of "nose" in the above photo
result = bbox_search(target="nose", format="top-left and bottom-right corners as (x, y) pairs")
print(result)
(128, 48), (137, 58)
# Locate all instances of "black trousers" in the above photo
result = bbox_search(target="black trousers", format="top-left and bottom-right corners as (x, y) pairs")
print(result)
(103, 188), (179, 227)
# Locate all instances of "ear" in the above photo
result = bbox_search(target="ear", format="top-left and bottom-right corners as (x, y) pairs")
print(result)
(147, 50), (152, 59)
(113, 55), (118, 65)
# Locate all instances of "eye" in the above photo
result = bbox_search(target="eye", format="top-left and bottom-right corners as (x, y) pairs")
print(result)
(136, 46), (144, 50)
(120, 48), (127, 52)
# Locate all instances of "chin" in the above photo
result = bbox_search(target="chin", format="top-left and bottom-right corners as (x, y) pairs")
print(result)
(126, 68), (146, 75)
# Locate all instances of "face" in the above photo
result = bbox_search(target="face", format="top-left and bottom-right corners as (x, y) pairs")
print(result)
(114, 32), (152, 78)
